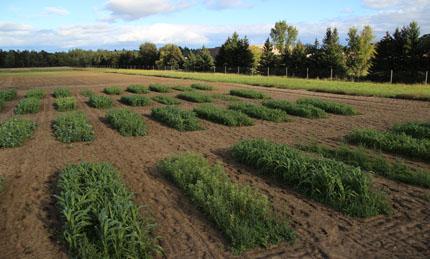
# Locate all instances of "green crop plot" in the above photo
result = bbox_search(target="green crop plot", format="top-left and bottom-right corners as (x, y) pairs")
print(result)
(105, 108), (148, 136)
(14, 97), (41, 114)
(0, 89), (18, 101)
(25, 89), (45, 99)
(55, 97), (77, 111)
(151, 95), (181, 105)
(391, 121), (430, 139)
(191, 83), (214, 90)
(0, 118), (36, 148)
(89, 95), (114, 109)
(151, 105), (203, 132)
(126, 84), (150, 94)
(104, 86), (123, 95)
(230, 89), (269, 99)
(211, 93), (240, 101)
(53, 111), (95, 142)
(176, 91), (212, 103)
(262, 99), (327, 119)
(53, 88), (71, 98)
(228, 102), (289, 122)
(193, 104), (254, 126)
(120, 95), (151, 106)
(296, 98), (358, 115)
(149, 84), (172, 93)
(80, 89), (95, 97)
(172, 85), (194, 91)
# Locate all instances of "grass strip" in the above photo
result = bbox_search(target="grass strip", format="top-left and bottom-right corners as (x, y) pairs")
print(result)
(0, 118), (36, 148)
(53, 88), (71, 98)
(176, 91), (212, 103)
(55, 97), (77, 111)
(81, 89), (95, 97)
(104, 86), (123, 95)
(191, 83), (214, 90)
(151, 105), (203, 132)
(194, 104), (254, 127)
(151, 95), (181, 105)
(230, 89), (269, 99)
(14, 97), (41, 114)
(296, 98), (358, 115)
(126, 84), (150, 94)
(391, 121), (430, 139)
(230, 138), (393, 218)
(211, 93), (240, 101)
(25, 89), (45, 99)
(105, 108), (148, 137)
(262, 99), (327, 119)
(0, 89), (18, 101)
(120, 95), (151, 106)
(158, 153), (295, 254)
(55, 162), (159, 259)
(228, 102), (289, 122)
(89, 95), (114, 109)
(53, 111), (95, 142)
(149, 84), (172, 93)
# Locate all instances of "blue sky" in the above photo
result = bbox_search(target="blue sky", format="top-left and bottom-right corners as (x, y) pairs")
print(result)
(1, 0), (429, 51)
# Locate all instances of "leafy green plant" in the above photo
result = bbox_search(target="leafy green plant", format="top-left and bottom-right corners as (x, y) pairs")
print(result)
(151, 95), (181, 105)
(104, 108), (148, 137)
(14, 97), (41, 114)
(296, 98), (358, 115)
(228, 102), (289, 122)
(53, 88), (71, 98)
(158, 153), (295, 254)
(193, 104), (254, 127)
(230, 138), (393, 218)
(26, 89), (45, 99)
(151, 106), (203, 132)
(53, 111), (95, 142)
(230, 89), (269, 99)
(191, 83), (214, 90)
(172, 85), (194, 91)
(55, 97), (77, 111)
(89, 95), (114, 109)
(149, 84), (172, 93)
(80, 89), (95, 97)
(104, 86), (122, 95)
(0, 118), (36, 148)
(0, 89), (18, 101)
(211, 93), (240, 101)
(391, 121), (430, 139)
(176, 91), (212, 103)
(126, 84), (150, 94)
(347, 128), (430, 160)
(120, 95), (151, 106)
(262, 99), (327, 119)
(56, 162), (159, 259)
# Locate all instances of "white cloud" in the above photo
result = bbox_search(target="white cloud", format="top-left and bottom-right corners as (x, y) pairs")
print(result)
(45, 7), (70, 16)
(362, 0), (429, 10)
(0, 22), (33, 32)
(341, 8), (353, 13)
(205, 0), (245, 9)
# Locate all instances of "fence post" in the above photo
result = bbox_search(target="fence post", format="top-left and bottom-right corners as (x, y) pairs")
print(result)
(224, 66), (227, 74)
(267, 67), (270, 76)
(286, 67), (288, 78)
(306, 68), (309, 79)
(390, 70), (393, 84)
(425, 71), (428, 84)
(330, 68), (333, 80)
(213, 66), (215, 73)
(237, 66), (240, 74)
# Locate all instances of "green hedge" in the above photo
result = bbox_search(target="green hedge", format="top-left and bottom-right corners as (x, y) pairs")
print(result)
(55, 97), (77, 112)
(104, 86), (123, 95)
(151, 106), (203, 132)
(296, 98), (358, 115)
(228, 102), (289, 122)
(194, 104), (254, 126)
(230, 89), (269, 99)
(151, 95), (181, 105)
(262, 100), (327, 119)
(53, 88), (71, 98)
(149, 84), (172, 93)
(26, 89), (45, 99)
(120, 95), (151, 107)
(0, 118), (36, 148)
(126, 84), (150, 94)
(392, 121), (430, 139)
(14, 97), (41, 114)
(105, 108), (148, 136)
(190, 83), (214, 90)
(176, 91), (212, 103)
(89, 95), (114, 109)
(0, 89), (18, 101)
(53, 111), (95, 142)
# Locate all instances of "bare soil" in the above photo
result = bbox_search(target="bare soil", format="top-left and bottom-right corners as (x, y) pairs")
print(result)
(0, 71), (429, 259)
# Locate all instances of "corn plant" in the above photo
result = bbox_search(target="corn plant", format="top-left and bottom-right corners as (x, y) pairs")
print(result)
(53, 88), (71, 98)
(26, 89), (45, 99)
(151, 106), (203, 132)
(149, 84), (172, 93)
(126, 84), (150, 94)
(158, 153), (295, 254)
(211, 93), (240, 101)
(151, 95), (181, 105)
(81, 89), (95, 97)
(56, 97), (77, 112)
(230, 138), (393, 218)
(53, 111), (95, 142)
(262, 99), (327, 119)
(0, 89), (18, 101)
(176, 91), (212, 103)
(230, 89), (269, 99)
(193, 104), (254, 127)
(14, 97), (41, 114)
(0, 118), (36, 148)
(105, 108), (148, 137)
(190, 83), (214, 90)
(228, 102), (289, 122)
(55, 162), (159, 259)
(89, 95), (114, 109)
(391, 121), (430, 139)
(104, 86), (123, 95)
(296, 98), (358, 115)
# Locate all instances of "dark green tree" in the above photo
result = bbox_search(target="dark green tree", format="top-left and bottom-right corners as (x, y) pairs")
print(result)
(156, 44), (185, 69)
(215, 32), (254, 72)
(257, 38), (277, 75)
(195, 46), (214, 71)
(139, 42), (158, 68)
(321, 27), (346, 78)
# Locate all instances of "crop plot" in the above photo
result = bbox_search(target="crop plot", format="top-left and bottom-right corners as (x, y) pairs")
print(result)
(55, 97), (77, 111)
(296, 98), (358, 115)
(80, 89), (95, 97)
(0, 118), (36, 148)
(25, 89), (44, 99)
(0, 89), (18, 101)
(191, 83), (214, 90)
(89, 95), (114, 109)
(151, 95), (181, 105)
(391, 121), (430, 139)
(126, 84), (150, 94)
(230, 89), (269, 99)
(104, 108), (148, 136)
(104, 85), (123, 95)
(120, 95), (151, 106)
(151, 105), (203, 132)
(53, 88), (71, 98)
(176, 91), (212, 103)
(194, 104), (254, 126)
(14, 97), (41, 114)
(149, 84), (172, 93)
(262, 99), (327, 119)
(53, 111), (95, 142)
(211, 93), (240, 101)
(228, 102), (289, 122)
(172, 85), (194, 91)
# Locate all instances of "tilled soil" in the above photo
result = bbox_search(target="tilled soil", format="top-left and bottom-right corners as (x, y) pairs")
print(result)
(0, 71), (429, 259)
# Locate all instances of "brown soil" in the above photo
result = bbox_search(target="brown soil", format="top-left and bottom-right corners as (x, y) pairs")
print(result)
(0, 71), (429, 259)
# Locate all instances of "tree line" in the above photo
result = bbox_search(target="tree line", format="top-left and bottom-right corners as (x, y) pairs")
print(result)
(0, 21), (428, 83)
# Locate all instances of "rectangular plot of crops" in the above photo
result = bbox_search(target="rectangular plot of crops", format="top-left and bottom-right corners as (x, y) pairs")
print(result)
(296, 98), (358, 115)
(193, 104), (254, 126)
(53, 111), (95, 142)
(0, 118), (36, 148)
(176, 91), (212, 103)
(228, 102), (289, 122)
(104, 108), (148, 136)
(262, 99), (327, 119)
(151, 105), (203, 132)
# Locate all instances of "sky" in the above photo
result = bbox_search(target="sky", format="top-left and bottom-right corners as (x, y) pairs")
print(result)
(0, 0), (429, 52)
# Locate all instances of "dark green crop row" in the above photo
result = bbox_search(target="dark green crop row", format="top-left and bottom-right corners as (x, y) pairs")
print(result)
(230, 138), (393, 218)
(14, 97), (41, 114)
(151, 95), (181, 105)
(176, 91), (212, 103)
(194, 104), (254, 127)
(228, 102), (289, 123)
(120, 95), (151, 106)
(104, 86), (123, 95)
(105, 108), (148, 137)
(26, 89), (45, 99)
(296, 98), (358, 115)
(230, 89), (269, 99)
(53, 111), (95, 142)
(392, 121), (430, 139)
(151, 105), (203, 132)
(158, 153), (295, 254)
(55, 97), (77, 111)
(53, 88), (71, 98)
(89, 95), (114, 109)
(262, 99), (327, 119)
(190, 83), (214, 90)
(0, 89), (18, 101)
(0, 118), (36, 148)
(126, 84), (150, 94)
(55, 162), (159, 258)
(149, 84), (172, 93)
(172, 85), (194, 91)
(211, 93), (240, 101)
(80, 89), (95, 97)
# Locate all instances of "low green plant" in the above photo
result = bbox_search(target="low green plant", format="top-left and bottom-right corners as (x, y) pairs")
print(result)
(191, 83), (214, 90)
(176, 91), (212, 103)
(297, 143), (430, 189)
(228, 102), (289, 122)
(172, 85), (194, 91)
(262, 99), (327, 119)
(104, 86), (122, 95)
(151, 95), (181, 105)
(26, 89), (45, 99)
(149, 84), (172, 93)
(0, 89), (18, 101)
(53, 111), (95, 142)
(80, 89), (95, 97)
(55, 97), (77, 111)
(230, 138), (393, 218)
(89, 95), (114, 109)
(105, 108), (148, 137)
(0, 118), (36, 148)
(14, 97), (41, 114)
(56, 162), (159, 259)
(53, 88), (71, 98)
(391, 121), (430, 139)
(230, 89), (269, 99)
(126, 84), (150, 94)
(158, 153), (295, 254)
(120, 95), (151, 106)
(193, 104), (254, 127)
(296, 98), (358, 115)
(151, 106), (203, 132)
(347, 128), (430, 160)
(211, 93), (240, 101)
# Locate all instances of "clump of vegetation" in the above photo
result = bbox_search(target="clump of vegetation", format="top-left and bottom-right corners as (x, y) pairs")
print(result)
(26, 89), (45, 99)
(172, 85), (194, 91)
(152, 95), (181, 105)
(191, 83), (214, 90)
(392, 121), (430, 139)
(297, 143), (430, 189)
(0, 99), (4, 111)
(53, 111), (95, 142)
(89, 95), (114, 109)
(0, 89), (18, 101)
(176, 91), (212, 103)
(230, 89), (269, 99)
(262, 99), (327, 119)
(120, 95), (151, 106)
(228, 102), (289, 122)
(14, 97), (41, 114)
(347, 128), (430, 160)
(149, 84), (172, 93)
(0, 118), (36, 148)
(80, 89), (95, 97)
(105, 108), (148, 137)
(193, 104), (254, 127)
(211, 93), (240, 101)
(55, 97), (77, 111)
(296, 98), (358, 115)
(230, 138), (393, 218)
(126, 84), (150, 94)
(56, 162), (159, 259)
(104, 86), (123, 95)
(158, 153), (295, 254)
(53, 88), (71, 98)
(151, 106), (203, 132)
